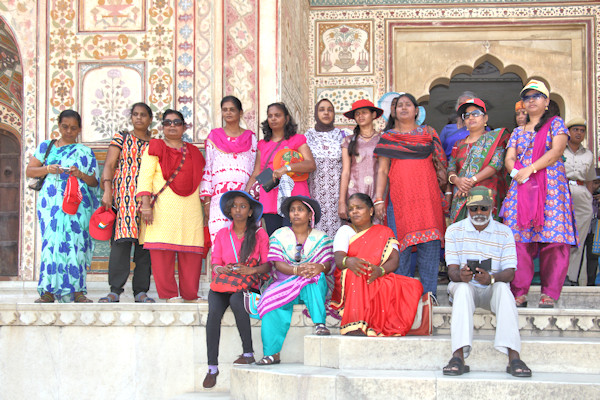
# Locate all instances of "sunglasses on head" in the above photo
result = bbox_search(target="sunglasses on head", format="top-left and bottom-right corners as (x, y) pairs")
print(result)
(468, 206), (489, 212)
(294, 243), (303, 262)
(521, 93), (547, 102)
(462, 109), (485, 120)
(162, 119), (184, 127)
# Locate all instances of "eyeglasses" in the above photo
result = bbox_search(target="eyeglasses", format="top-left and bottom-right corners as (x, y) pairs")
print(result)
(468, 206), (489, 212)
(294, 244), (303, 262)
(521, 93), (547, 102)
(462, 109), (485, 120)
(162, 119), (184, 127)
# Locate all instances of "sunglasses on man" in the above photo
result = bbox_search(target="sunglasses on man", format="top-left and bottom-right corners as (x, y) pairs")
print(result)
(468, 206), (489, 212)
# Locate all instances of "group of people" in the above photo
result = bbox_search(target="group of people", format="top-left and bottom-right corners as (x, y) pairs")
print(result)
(27, 77), (598, 383)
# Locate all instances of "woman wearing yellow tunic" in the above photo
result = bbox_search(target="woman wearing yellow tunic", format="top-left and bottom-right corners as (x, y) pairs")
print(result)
(136, 109), (206, 302)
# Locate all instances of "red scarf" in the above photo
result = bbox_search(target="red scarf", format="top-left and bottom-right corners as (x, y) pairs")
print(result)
(148, 139), (205, 197)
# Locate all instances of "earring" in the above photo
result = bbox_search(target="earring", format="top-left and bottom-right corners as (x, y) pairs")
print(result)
(545, 106), (549, 110)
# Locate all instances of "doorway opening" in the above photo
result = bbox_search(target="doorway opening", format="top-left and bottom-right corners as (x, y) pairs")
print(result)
(421, 61), (527, 133)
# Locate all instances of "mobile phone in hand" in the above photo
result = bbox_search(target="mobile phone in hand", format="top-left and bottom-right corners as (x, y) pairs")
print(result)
(466, 259), (479, 274)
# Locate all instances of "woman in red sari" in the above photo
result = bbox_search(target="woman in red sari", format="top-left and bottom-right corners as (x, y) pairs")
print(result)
(331, 193), (423, 336)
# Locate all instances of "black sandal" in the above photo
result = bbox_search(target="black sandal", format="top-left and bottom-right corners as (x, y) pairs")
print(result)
(506, 359), (532, 377)
(443, 356), (470, 376)
(256, 354), (280, 366)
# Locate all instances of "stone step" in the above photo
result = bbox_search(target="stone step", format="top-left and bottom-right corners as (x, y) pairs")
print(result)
(435, 284), (600, 308)
(230, 363), (600, 400)
(304, 335), (600, 374)
(169, 393), (231, 400)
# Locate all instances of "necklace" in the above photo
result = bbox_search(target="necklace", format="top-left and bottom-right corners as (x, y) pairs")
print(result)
(359, 130), (376, 139)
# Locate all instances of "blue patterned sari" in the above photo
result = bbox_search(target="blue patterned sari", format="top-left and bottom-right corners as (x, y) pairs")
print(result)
(34, 140), (100, 301)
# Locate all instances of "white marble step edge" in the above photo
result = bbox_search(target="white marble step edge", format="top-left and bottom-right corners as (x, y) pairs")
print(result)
(230, 363), (600, 400)
(304, 335), (600, 374)
(1, 303), (598, 339)
(169, 393), (231, 400)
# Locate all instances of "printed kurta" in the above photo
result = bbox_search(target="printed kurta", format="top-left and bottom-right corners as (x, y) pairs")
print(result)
(448, 128), (510, 222)
(341, 133), (381, 201)
(34, 140), (100, 300)
(109, 131), (150, 241)
(306, 128), (346, 238)
(501, 118), (577, 244)
(200, 128), (257, 242)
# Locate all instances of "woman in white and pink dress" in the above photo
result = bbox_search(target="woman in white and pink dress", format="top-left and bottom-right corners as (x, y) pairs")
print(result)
(200, 96), (257, 242)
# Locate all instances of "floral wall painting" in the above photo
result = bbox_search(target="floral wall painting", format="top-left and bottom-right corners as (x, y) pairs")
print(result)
(78, 0), (145, 32)
(317, 21), (372, 76)
(79, 63), (145, 143)
(316, 86), (374, 120)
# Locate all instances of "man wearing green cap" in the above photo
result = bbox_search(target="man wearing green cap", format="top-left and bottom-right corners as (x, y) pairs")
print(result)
(564, 118), (595, 286)
(443, 187), (531, 377)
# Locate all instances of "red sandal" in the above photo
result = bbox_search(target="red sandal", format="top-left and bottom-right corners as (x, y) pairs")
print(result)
(538, 294), (555, 308)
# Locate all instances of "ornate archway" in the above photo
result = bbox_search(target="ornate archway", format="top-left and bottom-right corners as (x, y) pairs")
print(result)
(0, 17), (23, 277)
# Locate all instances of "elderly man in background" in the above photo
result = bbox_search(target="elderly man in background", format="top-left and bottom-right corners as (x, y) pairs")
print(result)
(443, 187), (531, 378)
(564, 118), (596, 286)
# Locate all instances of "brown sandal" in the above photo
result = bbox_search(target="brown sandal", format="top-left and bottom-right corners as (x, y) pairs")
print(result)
(34, 292), (55, 303)
(74, 292), (93, 303)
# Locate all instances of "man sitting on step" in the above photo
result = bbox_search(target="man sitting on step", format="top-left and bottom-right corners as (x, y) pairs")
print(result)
(442, 187), (532, 378)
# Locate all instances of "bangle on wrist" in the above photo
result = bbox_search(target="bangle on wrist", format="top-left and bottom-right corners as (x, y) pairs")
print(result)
(472, 175), (478, 183)
(213, 266), (222, 274)
(140, 208), (152, 211)
(445, 191), (452, 195)
(374, 198), (384, 202)
(46, 165), (50, 172)
(293, 266), (298, 275)
(342, 256), (348, 268)
(531, 165), (537, 174)
(285, 164), (292, 172)
(373, 200), (385, 206)
(379, 266), (386, 276)
(448, 174), (457, 185)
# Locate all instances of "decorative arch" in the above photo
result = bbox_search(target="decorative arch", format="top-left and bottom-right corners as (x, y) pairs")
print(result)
(0, 16), (23, 278)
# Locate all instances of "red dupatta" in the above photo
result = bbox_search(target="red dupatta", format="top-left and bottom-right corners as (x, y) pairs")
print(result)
(148, 139), (205, 197)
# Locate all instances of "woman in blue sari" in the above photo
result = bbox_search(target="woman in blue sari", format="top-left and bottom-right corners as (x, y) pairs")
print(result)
(26, 110), (99, 303)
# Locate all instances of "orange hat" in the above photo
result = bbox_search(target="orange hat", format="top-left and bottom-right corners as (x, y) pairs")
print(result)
(62, 175), (82, 215)
(89, 207), (116, 241)
(515, 101), (525, 112)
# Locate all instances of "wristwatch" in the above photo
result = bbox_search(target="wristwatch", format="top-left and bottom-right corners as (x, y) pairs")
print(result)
(489, 274), (496, 285)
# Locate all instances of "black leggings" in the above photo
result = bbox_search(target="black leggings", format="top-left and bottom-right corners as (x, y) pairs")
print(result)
(206, 289), (253, 365)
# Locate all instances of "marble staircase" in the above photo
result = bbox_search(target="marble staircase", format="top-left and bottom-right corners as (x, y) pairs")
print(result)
(1, 280), (599, 399)
(225, 284), (600, 400)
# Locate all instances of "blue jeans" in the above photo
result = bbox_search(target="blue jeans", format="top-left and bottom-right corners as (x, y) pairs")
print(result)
(387, 198), (416, 275)
(398, 240), (441, 296)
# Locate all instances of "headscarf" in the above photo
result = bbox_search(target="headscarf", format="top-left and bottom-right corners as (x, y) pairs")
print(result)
(314, 99), (335, 132)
